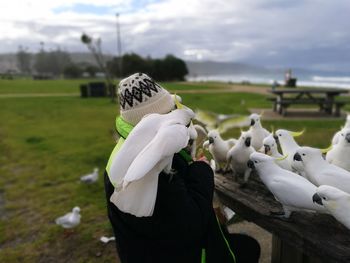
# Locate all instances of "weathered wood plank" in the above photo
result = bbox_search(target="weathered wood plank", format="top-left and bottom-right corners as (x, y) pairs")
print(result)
(215, 173), (350, 263)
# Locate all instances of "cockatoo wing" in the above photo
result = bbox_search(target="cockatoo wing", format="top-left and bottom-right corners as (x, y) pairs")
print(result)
(111, 124), (190, 217)
(109, 113), (161, 186)
(194, 124), (208, 147)
(110, 166), (161, 217)
(195, 110), (217, 130)
(218, 115), (250, 134)
(123, 124), (190, 185)
(268, 176), (323, 211)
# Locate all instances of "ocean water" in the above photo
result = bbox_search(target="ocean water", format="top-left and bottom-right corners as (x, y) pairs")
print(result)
(187, 73), (350, 90)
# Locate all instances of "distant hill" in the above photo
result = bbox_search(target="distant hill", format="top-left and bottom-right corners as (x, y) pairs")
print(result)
(185, 60), (274, 76)
(1, 52), (347, 78)
(0, 52), (112, 73)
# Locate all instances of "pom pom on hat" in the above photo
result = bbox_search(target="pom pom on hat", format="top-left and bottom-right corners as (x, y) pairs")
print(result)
(118, 73), (175, 125)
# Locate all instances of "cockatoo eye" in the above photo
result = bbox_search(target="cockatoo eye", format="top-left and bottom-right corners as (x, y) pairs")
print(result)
(341, 133), (344, 136)
(254, 161), (258, 164)
(279, 134), (282, 137)
(322, 196), (327, 201)
(302, 153), (306, 156)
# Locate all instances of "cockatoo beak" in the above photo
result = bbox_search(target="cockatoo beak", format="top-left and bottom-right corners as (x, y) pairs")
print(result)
(250, 119), (255, 126)
(346, 133), (350, 143)
(245, 137), (251, 147)
(209, 137), (214, 144)
(312, 193), (323, 205)
(289, 129), (305, 137)
(264, 145), (271, 155)
(293, 152), (302, 161)
(247, 160), (255, 169)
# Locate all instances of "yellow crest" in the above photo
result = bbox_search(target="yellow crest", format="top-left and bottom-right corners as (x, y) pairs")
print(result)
(289, 129), (305, 137)
(275, 155), (288, 161)
(320, 145), (332, 154)
(174, 94), (183, 109)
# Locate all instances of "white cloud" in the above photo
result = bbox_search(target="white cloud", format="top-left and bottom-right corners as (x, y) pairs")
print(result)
(0, 0), (350, 70)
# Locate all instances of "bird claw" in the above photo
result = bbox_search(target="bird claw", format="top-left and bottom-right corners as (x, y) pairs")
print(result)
(270, 211), (285, 216)
(270, 211), (292, 222)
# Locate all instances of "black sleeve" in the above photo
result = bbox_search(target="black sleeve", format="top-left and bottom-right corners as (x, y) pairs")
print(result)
(154, 155), (214, 242)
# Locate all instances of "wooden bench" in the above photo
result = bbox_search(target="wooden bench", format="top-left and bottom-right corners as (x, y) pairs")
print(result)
(267, 97), (327, 116)
(215, 174), (350, 263)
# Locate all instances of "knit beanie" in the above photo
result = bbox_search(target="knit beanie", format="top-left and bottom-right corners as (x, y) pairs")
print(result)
(118, 73), (175, 125)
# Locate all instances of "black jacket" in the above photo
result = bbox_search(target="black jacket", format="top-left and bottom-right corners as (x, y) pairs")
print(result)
(104, 153), (235, 263)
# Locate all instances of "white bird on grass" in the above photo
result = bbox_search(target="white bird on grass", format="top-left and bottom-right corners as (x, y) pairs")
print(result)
(313, 185), (350, 230)
(248, 113), (270, 151)
(331, 114), (350, 145)
(226, 130), (255, 184)
(263, 134), (291, 170)
(203, 130), (237, 173)
(109, 101), (194, 217)
(80, 167), (99, 183)
(293, 146), (350, 193)
(326, 128), (350, 172)
(248, 152), (326, 219)
(55, 207), (81, 229)
(100, 236), (116, 244)
(195, 109), (250, 134)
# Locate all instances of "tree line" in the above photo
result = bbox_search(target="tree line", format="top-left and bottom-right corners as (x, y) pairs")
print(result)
(16, 47), (188, 81)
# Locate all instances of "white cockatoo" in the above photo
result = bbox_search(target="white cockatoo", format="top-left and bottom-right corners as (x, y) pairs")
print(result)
(248, 113), (270, 151)
(203, 130), (237, 172)
(331, 114), (350, 145)
(275, 129), (305, 174)
(55, 207), (81, 229)
(293, 146), (350, 193)
(80, 167), (99, 183)
(248, 152), (326, 218)
(109, 106), (195, 217)
(226, 130), (255, 183)
(195, 110), (250, 134)
(313, 185), (350, 230)
(326, 128), (350, 172)
(263, 134), (291, 170)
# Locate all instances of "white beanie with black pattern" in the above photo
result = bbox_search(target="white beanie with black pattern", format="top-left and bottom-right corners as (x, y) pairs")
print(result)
(118, 73), (175, 125)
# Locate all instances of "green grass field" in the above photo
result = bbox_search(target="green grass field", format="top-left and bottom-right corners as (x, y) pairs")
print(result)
(0, 79), (346, 262)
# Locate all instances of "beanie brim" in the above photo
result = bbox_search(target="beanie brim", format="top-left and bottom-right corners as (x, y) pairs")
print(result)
(121, 92), (175, 125)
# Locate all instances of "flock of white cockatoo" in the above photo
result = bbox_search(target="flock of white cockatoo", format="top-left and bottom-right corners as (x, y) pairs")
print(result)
(201, 112), (350, 231)
(109, 100), (350, 230)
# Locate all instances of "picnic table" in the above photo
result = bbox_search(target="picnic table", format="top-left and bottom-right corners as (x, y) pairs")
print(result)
(215, 174), (350, 263)
(268, 88), (349, 116)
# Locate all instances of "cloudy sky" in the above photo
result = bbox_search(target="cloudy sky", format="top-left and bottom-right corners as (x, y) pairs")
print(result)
(1, 0), (350, 71)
